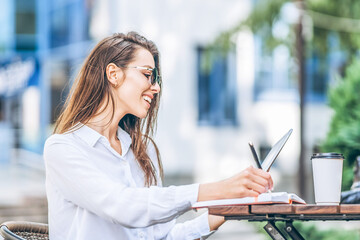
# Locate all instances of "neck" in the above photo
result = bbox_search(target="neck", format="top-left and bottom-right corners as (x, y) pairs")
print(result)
(87, 100), (126, 141)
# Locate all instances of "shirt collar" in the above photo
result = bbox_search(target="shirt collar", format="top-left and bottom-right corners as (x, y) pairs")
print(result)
(73, 123), (132, 154)
(117, 126), (132, 155)
(73, 124), (103, 147)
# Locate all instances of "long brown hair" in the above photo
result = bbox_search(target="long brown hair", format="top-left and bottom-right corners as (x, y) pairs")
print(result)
(54, 32), (163, 186)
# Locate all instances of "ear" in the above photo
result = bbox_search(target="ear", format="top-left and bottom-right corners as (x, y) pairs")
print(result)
(106, 63), (123, 87)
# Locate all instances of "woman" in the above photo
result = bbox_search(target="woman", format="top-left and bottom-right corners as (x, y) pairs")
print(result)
(44, 32), (273, 240)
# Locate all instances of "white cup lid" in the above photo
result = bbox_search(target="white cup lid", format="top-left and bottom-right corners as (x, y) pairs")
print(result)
(311, 152), (344, 160)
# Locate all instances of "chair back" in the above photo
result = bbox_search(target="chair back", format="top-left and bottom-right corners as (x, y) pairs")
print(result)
(0, 221), (49, 240)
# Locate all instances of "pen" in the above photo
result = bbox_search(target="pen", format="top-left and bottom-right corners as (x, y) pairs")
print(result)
(248, 142), (272, 193)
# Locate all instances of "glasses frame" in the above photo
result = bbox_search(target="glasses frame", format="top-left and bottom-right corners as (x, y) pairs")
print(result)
(120, 65), (161, 86)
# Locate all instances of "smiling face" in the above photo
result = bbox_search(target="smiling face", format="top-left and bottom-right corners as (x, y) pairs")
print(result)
(114, 47), (161, 119)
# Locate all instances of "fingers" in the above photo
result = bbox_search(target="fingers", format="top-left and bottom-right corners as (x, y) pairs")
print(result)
(222, 165), (274, 199)
(242, 166), (273, 194)
(243, 188), (260, 197)
(246, 179), (267, 194)
(269, 175), (274, 190)
(251, 166), (273, 189)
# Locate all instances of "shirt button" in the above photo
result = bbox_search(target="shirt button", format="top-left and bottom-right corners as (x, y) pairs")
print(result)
(138, 231), (145, 238)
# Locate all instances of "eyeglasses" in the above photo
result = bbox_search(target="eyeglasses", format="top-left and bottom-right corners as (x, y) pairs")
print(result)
(121, 66), (161, 86)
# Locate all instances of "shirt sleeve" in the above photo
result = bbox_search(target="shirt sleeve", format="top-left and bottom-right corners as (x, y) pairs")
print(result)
(44, 139), (199, 228)
(161, 211), (217, 240)
(147, 140), (216, 239)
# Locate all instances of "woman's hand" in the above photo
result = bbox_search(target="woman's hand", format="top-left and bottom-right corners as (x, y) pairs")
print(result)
(198, 166), (273, 202)
(197, 166), (273, 233)
(222, 166), (273, 198)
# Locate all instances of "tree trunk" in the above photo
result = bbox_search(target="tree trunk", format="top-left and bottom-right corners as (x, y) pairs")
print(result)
(296, 1), (306, 199)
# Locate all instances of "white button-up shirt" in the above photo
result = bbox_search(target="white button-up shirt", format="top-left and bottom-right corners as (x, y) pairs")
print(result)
(44, 124), (213, 240)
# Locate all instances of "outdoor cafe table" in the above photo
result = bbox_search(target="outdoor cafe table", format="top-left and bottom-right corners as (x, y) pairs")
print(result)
(208, 204), (360, 240)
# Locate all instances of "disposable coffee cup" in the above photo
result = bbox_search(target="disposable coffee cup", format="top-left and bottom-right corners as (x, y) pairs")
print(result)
(311, 153), (344, 205)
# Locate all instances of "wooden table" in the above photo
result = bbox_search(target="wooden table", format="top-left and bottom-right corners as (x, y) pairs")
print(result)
(208, 204), (360, 240)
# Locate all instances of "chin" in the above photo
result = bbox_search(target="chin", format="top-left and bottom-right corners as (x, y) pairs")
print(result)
(134, 111), (148, 119)
(130, 106), (150, 119)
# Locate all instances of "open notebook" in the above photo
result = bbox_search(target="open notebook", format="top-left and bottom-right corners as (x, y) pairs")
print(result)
(192, 192), (306, 209)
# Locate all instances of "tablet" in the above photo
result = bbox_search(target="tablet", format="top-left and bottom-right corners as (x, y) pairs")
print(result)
(261, 129), (293, 172)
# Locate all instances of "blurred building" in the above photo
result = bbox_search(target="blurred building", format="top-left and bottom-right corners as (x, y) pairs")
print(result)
(0, 0), (344, 201)
(0, 0), (92, 161)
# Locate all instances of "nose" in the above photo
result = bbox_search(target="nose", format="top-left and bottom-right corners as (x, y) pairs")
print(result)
(151, 82), (161, 93)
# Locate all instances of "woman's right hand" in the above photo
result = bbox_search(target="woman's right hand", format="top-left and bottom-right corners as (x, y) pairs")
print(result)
(197, 166), (273, 202)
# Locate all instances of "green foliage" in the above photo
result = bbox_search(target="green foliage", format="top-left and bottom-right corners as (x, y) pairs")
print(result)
(321, 59), (360, 190)
(212, 0), (360, 58)
(307, 0), (360, 55)
(255, 221), (360, 239)
(291, 222), (360, 240)
(211, 0), (288, 53)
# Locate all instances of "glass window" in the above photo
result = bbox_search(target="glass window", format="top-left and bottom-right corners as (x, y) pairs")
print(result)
(50, 1), (91, 48)
(254, 36), (345, 103)
(305, 49), (346, 103)
(16, 11), (35, 34)
(0, 0), (13, 52)
(253, 41), (297, 101)
(197, 47), (238, 126)
(15, 0), (36, 51)
(50, 6), (70, 48)
(305, 53), (328, 102)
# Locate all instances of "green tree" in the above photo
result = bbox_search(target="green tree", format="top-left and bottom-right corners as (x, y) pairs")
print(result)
(321, 59), (360, 190)
(212, 0), (360, 191)
(214, 0), (360, 61)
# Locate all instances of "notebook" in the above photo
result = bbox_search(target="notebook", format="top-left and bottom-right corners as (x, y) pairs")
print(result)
(192, 192), (306, 209)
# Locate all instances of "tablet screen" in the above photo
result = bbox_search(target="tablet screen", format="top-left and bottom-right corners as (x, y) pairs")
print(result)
(261, 129), (293, 172)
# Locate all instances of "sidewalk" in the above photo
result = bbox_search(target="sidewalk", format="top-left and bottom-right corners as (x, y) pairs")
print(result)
(0, 149), (47, 224)
(0, 149), (46, 206)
